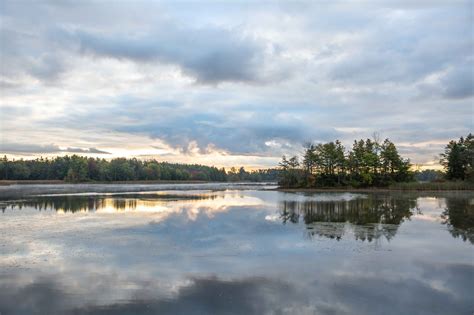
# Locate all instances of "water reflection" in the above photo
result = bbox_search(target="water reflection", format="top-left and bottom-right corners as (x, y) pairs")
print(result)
(1, 263), (473, 315)
(0, 191), (266, 225)
(1, 193), (216, 213)
(0, 189), (473, 315)
(279, 194), (418, 242)
(442, 197), (474, 244)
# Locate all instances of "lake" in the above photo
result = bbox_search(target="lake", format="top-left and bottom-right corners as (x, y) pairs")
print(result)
(0, 183), (473, 315)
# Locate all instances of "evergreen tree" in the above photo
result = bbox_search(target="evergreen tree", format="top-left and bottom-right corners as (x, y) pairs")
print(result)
(441, 133), (474, 181)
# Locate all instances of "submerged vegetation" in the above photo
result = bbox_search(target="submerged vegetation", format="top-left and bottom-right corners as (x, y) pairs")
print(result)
(0, 156), (279, 182)
(278, 134), (473, 189)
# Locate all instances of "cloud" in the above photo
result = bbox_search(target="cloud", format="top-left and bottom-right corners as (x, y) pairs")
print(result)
(68, 24), (268, 84)
(0, 143), (110, 155)
(441, 64), (474, 99)
(0, 143), (62, 154)
(416, 60), (474, 100)
(58, 97), (342, 156)
(0, 0), (472, 166)
(63, 147), (111, 154)
(0, 28), (66, 83)
(326, 9), (472, 86)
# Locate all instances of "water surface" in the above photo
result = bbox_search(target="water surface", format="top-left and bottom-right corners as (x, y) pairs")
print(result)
(1, 184), (473, 314)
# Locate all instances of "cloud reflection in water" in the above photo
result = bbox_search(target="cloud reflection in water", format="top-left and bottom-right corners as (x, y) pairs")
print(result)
(0, 190), (473, 315)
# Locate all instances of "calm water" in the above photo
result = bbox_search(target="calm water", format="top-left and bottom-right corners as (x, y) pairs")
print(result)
(0, 184), (473, 315)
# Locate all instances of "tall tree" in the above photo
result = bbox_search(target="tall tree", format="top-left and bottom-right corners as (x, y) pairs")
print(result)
(441, 134), (474, 181)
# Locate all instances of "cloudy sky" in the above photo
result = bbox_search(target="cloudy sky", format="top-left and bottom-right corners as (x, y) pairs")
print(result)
(0, 0), (472, 168)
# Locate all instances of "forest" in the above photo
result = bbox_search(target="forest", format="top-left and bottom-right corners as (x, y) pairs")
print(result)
(278, 134), (473, 188)
(0, 156), (279, 182)
(1, 134), (472, 187)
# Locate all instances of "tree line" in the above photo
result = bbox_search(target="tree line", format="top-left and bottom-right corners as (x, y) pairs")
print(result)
(1, 134), (471, 186)
(226, 166), (280, 182)
(278, 134), (473, 188)
(0, 155), (279, 182)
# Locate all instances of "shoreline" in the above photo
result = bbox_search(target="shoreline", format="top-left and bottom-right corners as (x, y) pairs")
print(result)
(0, 180), (471, 192)
(0, 181), (276, 200)
(0, 180), (277, 186)
(275, 187), (474, 193)
(0, 180), (216, 186)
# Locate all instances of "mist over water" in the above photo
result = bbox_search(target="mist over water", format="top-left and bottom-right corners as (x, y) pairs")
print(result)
(1, 184), (473, 315)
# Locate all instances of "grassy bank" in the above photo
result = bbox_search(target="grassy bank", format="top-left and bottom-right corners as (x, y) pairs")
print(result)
(388, 181), (473, 191)
(0, 180), (65, 186)
(277, 181), (473, 192)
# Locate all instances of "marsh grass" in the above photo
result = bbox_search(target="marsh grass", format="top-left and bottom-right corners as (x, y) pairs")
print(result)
(389, 181), (473, 191)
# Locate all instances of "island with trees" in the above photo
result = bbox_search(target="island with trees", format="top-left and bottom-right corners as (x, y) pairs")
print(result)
(278, 134), (473, 190)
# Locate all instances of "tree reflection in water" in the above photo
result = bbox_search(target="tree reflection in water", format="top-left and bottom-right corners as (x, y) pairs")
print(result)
(279, 195), (418, 242)
(1, 193), (216, 213)
(442, 197), (474, 244)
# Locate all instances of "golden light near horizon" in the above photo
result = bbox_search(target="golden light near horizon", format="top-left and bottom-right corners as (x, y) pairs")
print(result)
(0, 140), (450, 171)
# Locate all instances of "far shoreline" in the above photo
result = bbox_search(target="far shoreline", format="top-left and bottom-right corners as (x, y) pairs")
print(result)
(0, 180), (277, 187)
(0, 179), (213, 186)
(0, 180), (472, 192)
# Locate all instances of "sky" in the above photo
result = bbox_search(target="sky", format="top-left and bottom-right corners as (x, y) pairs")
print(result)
(0, 0), (472, 169)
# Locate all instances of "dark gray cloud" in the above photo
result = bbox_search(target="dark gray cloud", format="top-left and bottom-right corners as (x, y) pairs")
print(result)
(327, 8), (472, 86)
(441, 63), (474, 99)
(64, 147), (111, 154)
(71, 26), (265, 84)
(416, 60), (474, 100)
(0, 2), (274, 85)
(0, 143), (63, 154)
(55, 97), (342, 155)
(0, 27), (66, 82)
(0, 143), (110, 154)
